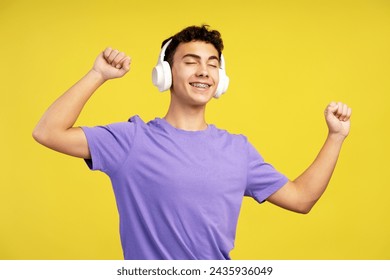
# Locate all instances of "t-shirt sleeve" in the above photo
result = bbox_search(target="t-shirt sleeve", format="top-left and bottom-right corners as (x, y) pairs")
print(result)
(81, 120), (136, 174)
(245, 141), (289, 203)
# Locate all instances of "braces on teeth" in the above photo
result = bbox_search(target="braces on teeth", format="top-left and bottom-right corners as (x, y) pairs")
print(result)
(191, 83), (209, 88)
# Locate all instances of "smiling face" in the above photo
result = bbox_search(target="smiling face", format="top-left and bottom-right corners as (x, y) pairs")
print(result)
(170, 40), (220, 108)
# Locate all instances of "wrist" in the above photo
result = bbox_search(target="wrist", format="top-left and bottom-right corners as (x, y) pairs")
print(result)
(88, 68), (108, 84)
(327, 132), (347, 144)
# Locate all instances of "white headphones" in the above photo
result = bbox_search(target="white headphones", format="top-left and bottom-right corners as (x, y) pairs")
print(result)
(152, 39), (229, 98)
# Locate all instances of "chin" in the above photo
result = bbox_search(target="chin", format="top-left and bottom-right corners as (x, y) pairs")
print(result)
(189, 93), (214, 106)
(189, 88), (215, 101)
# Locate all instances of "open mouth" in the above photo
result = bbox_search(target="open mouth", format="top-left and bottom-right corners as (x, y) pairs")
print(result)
(189, 82), (210, 89)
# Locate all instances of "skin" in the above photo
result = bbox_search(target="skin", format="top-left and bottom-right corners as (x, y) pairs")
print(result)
(164, 41), (220, 131)
(32, 48), (131, 159)
(267, 102), (351, 213)
(33, 40), (352, 214)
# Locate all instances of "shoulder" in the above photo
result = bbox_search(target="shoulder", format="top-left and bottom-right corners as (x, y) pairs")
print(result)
(212, 125), (250, 148)
(213, 125), (248, 141)
(107, 115), (147, 132)
(128, 115), (145, 126)
(82, 115), (147, 141)
(212, 125), (266, 161)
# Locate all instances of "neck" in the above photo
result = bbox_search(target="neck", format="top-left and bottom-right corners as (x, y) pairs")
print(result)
(163, 101), (207, 131)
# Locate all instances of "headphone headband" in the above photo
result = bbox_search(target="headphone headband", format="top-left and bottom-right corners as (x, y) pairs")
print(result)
(158, 39), (172, 63)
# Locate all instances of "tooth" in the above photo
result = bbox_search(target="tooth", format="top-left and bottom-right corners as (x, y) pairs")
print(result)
(191, 83), (209, 88)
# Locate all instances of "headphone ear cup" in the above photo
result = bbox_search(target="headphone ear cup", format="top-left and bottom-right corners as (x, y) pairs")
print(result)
(152, 38), (173, 92)
(214, 68), (230, 98)
(152, 61), (172, 92)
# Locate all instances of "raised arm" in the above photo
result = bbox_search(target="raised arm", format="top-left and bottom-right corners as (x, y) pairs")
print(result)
(32, 48), (131, 159)
(267, 102), (352, 214)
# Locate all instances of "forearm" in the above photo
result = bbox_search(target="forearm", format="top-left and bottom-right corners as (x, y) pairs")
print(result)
(33, 69), (105, 137)
(267, 102), (351, 214)
(33, 47), (130, 158)
(293, 133), (345, 207)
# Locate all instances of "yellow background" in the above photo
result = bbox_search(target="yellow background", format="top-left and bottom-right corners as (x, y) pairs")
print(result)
(1, 0), (389, 259)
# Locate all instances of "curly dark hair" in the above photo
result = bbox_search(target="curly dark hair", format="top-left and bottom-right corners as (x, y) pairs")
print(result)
(161, 25), (224, 67)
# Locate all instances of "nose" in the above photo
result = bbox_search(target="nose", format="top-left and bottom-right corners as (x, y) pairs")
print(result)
(196, 63), (209, 78)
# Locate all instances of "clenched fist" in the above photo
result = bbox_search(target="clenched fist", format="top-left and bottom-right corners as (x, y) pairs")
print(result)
(92, 47), (131, 81)
(324, 101), (352, 139)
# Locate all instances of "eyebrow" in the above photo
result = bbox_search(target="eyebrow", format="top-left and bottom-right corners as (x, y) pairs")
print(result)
(182, 53), (219, 62)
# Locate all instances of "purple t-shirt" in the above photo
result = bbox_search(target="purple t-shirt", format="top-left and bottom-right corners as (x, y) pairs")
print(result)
(82, 115), (288, 260)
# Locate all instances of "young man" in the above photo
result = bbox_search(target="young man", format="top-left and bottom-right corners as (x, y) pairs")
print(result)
(33, 25), (352, 259)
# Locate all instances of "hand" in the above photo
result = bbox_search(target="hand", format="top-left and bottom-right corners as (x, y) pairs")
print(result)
(324, 101), (352, 139)
(92, 47), (131, 81)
